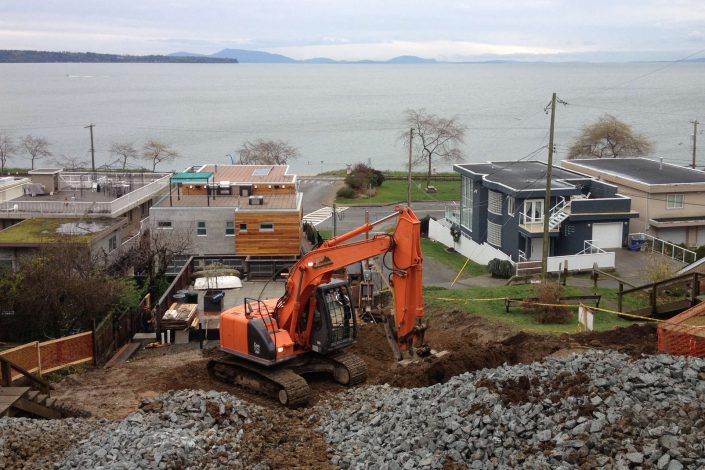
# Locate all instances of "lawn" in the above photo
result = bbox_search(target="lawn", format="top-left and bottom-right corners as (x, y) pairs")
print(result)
(335, 179), (460, 205)
(420, 238), (485, 278)
(423, 285), (636, 335)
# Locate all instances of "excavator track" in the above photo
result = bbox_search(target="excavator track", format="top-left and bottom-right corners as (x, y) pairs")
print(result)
(208, 357), (311, 408)
(328, 351), (368, 386)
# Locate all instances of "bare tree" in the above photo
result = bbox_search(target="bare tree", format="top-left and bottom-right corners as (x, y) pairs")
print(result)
(401, 109), (466, 189)
(238, 139), (300, 165)
(143, 139), (179, 171)
(52, 154), (89, 170)
(110, 141), (138, 170)
(21, 135), (52, 170)
(0, 132), (17, 175)
(568, 114), (654, 159)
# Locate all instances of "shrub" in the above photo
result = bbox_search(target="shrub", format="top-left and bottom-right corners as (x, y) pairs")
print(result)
(344, 163), (385, 191)
(336, 186), (356, 199)
(487, 258), (513, 278)
(524, 280), (571, 324)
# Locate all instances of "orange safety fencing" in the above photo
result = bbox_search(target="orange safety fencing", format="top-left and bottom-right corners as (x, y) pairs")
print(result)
(657, 302), (705, 358)
(0, 331), (93, 380)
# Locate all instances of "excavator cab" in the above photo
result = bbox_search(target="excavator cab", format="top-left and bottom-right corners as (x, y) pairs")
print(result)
(308, 279), (356, 354)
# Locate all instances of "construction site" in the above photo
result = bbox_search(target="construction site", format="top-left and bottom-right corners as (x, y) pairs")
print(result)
(3, 207), (705, 469)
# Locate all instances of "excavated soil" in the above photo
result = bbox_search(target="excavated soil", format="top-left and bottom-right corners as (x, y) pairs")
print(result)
(49, 312), (657, 469)
(351, 310), (657, 388)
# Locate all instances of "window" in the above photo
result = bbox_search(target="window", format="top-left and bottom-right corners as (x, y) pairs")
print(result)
(507, 196), (516, 216)
(461, 177), (474, 231)
(252, 167), (272, 176)
(157, 221), (172, 229)
(108, 235), (117, 252)
(225, 221), (235, 236)
(239, 223), (248, 232)
(667, 194), (684, 209)
(487, 221), (502, 247)
(197, 221), (207, 236)
(523, 199), (544, 224)
(488, 190), (503, 215)
(260, 223), (274, 232)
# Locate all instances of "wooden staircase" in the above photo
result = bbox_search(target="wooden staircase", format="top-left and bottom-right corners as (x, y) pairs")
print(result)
(0, 356), (90, 419)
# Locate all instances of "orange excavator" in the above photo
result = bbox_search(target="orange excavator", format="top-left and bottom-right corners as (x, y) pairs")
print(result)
(208, 206), (427, 406)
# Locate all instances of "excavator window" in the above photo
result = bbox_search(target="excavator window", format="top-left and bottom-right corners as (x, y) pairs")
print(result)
(310, 281), (356, 353)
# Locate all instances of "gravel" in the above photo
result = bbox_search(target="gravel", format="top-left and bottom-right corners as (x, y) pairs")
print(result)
(1, 390), (256, 470)
(317, 350), (705, 469)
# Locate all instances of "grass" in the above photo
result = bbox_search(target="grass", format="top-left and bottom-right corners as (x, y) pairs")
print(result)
(423, 284), (635, 335)
(335, 179), (460, 205)
(420, 238), (485, 277)
(0, 218), (111, 244)
(318, 169), (457, 178)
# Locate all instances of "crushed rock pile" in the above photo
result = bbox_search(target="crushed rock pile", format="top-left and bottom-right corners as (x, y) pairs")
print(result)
(318, 350), (705, 469)
(1, 390), (257, 470)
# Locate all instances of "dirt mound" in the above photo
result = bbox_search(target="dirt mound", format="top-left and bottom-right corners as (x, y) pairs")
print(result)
(351, 313), (657, 389)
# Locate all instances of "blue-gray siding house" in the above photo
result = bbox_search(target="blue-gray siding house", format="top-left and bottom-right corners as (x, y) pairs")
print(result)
(453, 161), (639, 262)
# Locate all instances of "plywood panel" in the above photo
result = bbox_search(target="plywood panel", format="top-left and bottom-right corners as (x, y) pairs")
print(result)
(236, 210), (301, 256)
(252, 184), (296, 196)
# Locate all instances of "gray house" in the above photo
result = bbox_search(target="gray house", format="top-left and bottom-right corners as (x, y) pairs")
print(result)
(452, 161), (639, 262)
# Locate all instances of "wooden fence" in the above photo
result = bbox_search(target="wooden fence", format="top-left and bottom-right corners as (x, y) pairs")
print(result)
(0, 331), (93, 380)
(93, 297), (149, 366)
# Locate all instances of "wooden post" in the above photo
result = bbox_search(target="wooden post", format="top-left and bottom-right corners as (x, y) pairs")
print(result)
(562, 260), (568, 286)
(92, 319), (98, 366)
(618, 282), (623, 313)
(36, 341), (42, 376)
(650, 287), (657, 315)
(1, 359), (11, 386)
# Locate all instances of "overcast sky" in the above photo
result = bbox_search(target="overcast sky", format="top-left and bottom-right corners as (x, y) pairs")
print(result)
(1, 0), (704, 61)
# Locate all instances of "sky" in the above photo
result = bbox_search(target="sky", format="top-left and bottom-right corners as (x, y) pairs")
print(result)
(1, 0), (705, 62)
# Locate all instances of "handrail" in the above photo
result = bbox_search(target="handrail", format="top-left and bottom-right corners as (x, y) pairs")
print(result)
(621, 271), (701, 295)
(0, 355), (53, 395)
(629, 232), (696, 264)
(244, 297), (278, 355)
(578, 240), (606, 255)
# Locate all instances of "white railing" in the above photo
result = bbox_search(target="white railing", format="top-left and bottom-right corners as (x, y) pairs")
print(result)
(518, 249), (527, 262)
(629, 232), (697, 264)
(577, 240), (607, 255)
(108, 176), (170, 216)
(0, 175), (169, 217)
(445, 203), (460, 225)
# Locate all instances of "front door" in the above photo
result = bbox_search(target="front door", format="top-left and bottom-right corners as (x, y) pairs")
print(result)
(530, 238), (543, 261)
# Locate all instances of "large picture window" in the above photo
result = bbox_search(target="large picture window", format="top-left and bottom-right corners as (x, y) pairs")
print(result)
(461, 177), (473, 231)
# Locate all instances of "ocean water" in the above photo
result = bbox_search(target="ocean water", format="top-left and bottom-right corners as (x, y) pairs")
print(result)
(1, 63), (703, 174)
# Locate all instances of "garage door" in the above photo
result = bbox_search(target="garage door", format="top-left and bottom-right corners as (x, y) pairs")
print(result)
(658, 227), (687, 246)
(592, 223), (623, 249)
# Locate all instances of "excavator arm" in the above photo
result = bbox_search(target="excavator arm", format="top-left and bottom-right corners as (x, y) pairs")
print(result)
(275, 207), (425, 357)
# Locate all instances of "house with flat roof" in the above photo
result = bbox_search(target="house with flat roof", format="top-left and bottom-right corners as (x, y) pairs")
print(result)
(562, 158), (705, 247)
(0, 217), (126, 271)
(0, 169), (170, 236)
(149, 164), (302, 257)
(430, 161), (638, 271)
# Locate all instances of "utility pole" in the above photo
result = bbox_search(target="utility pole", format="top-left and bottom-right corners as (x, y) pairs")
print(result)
(691, 120), (699, 169)
(332, 202), (337, 238)
(541, 93), (557, 278)
(407, 128), (413, 207)
(84, 123), (95, 172)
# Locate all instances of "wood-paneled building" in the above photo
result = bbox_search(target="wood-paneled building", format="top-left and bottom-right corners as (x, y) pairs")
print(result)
(150, 165), (302, 257)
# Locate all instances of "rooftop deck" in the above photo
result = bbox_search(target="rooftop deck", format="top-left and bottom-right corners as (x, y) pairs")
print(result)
(156, 191), (301, 210)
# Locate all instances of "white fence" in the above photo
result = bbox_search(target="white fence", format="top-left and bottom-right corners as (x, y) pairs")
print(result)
(428, 218), (511, 265)
(429, 218), (616, 273)
(0, 175), (169, 217)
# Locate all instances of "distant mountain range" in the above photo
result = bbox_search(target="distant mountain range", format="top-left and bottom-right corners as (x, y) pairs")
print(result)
(170, 48), (439, 64)
(0, 50), (238, 63)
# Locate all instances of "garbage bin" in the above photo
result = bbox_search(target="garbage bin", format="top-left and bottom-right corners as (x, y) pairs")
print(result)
(204, 290), (225, 312)
(184, 291), (198, 303)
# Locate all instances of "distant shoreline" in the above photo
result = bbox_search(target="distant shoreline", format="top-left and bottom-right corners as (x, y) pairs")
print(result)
(0, 50), (238, 64)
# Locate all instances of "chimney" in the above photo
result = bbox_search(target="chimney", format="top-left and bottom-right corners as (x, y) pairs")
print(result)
(659, 157), (663, 170)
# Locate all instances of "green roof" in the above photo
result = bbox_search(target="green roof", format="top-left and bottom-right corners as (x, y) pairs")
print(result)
(0, 218), (116, 244)
(171, 172), (213, 183)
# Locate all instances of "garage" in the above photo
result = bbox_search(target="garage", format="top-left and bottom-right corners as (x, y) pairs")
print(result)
(592, 222), (623, 249)
(658, 227), (687, 246)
